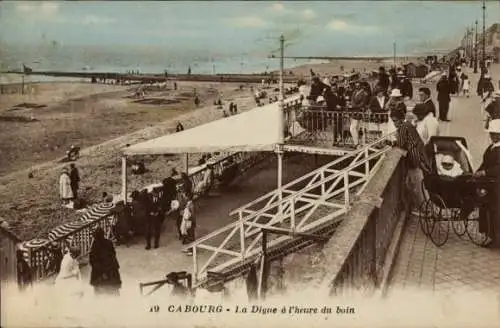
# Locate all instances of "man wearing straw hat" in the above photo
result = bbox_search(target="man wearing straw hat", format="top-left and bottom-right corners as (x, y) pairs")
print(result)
(473, 118), (500, 247)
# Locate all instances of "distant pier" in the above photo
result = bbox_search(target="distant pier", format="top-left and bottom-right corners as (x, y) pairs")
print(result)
(3, 70), (302, 84)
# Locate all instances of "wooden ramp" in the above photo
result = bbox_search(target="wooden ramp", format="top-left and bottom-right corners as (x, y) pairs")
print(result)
(185, 135), (394, 289)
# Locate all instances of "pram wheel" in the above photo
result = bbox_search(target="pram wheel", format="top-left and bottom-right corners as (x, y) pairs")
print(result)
(465, 208), (492, 247)
(427, 195), (450, 247)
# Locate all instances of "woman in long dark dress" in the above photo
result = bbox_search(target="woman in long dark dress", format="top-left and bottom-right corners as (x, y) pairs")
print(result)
(89, 227), (122, 295)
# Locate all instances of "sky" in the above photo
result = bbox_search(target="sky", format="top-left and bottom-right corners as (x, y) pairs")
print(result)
(1, 1), (500, 57)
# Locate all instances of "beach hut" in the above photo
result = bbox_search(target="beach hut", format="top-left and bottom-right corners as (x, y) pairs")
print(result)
(415, 64), (430, 79)
(0, 219), (21, 289)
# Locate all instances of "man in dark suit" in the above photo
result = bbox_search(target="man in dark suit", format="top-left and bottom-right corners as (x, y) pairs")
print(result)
(473, 119), (500, 247)
(436, 74), (451, 121)
(309, 76), (328, 102)
(376, 66), (390, 93)
(418, 87), (436, 117)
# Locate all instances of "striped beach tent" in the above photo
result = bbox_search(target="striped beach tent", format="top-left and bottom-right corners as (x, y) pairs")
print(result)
(48, 221), (86, 241)
(18, 238), (50, 266)
(79, 202), (115, 223)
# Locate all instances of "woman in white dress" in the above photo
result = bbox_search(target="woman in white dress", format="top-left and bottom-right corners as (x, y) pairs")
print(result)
(54, 246), (83, 298)
(59, 166), (74, 208)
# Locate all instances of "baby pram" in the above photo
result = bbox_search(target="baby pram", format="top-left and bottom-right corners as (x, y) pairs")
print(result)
(419, 136), (493, 247)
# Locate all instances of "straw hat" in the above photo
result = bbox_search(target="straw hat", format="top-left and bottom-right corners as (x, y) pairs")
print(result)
(316, 95), (325, 102)
(488, 119), (500, 133)
(484, 74), (491, 79)
(390, 89), (402, 97)
(322, 78), (331, 87)
(494, 90), (500, 98)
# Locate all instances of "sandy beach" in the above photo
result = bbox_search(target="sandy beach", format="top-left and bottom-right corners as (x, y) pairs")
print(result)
(0, 76), (284, 239)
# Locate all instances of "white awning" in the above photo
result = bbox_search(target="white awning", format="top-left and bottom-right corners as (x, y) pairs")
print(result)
(123, 99), (295, 156)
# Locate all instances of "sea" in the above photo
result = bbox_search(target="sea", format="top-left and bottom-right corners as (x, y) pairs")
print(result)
(0, 43), (329, 84)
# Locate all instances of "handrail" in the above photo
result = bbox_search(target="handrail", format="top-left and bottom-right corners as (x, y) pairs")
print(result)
(187, 138), (391, 248)
(229, 132), (393, 216)
(233, 143), (389, 225)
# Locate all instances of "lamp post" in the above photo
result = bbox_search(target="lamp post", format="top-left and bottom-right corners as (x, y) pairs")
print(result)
(474, 20), (478, 73)
(393, 42), (396, 66)
(482, 0), (486, 70)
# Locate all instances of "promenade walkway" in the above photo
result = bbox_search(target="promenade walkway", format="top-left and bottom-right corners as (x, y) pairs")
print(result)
(388, 64), (500, 293)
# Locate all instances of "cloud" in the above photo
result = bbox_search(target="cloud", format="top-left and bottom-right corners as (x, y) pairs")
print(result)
(270, 3), (285, 13)
(82, 15), (116, 25)
(326, 19), (380, 34)
(327, 19), (349, 31)
(228, 16), (267, 28)
(300, 9), (317, 20)
(14, 2), (62, 22)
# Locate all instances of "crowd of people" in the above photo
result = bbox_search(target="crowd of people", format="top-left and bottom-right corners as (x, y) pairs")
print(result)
(298, 66), (415, 148)
(387, 57), (500, 247)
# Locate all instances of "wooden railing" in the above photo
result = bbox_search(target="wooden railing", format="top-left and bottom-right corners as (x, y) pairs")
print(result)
(286, 104), (391, 147)
(321, 148), (407, 295)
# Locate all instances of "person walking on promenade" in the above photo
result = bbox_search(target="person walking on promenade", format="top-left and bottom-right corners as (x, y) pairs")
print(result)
(69, 163), (80, 200)
(376, 66), (390, 93)
(413, 103), (439, 145)
(473, 119), (500, 247)
(89, 227), (122, 296)
(59, 166), (74, 209)
(390, 107), (431, 216)
(54, 246), (83, 298)
(484, 91), (500, 130)
(461, 74), (470, 98)
(436, 73), (451, 121)
(418, 87), (437, 117)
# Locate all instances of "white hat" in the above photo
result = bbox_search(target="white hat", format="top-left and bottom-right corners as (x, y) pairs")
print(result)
(456, 66), (461, 70)
(484, 75), (491, 79)
(441, 155), (454, 165)
(488, 119), (500, 133)
(390, 89), (402, 97)
(494, 90), (500, 98)
(316, 95), (325, 102)
(322, 78), (331, 87)
(441, 72), (447, 76)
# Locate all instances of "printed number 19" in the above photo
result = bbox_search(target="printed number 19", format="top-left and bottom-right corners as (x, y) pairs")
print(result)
(150, 305), (160, 312)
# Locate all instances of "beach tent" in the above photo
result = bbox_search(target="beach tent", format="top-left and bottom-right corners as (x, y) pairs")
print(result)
(124, 101), (285, 156)
(121, 96), (301, 202)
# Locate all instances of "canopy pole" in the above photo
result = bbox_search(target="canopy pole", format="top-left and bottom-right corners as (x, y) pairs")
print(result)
(277, 34), (285, 219)
(184, 153), (189, 174)
(277, 147), (283, 218)
(121, 156), (128, 203)
(278, 34), (285, 144)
